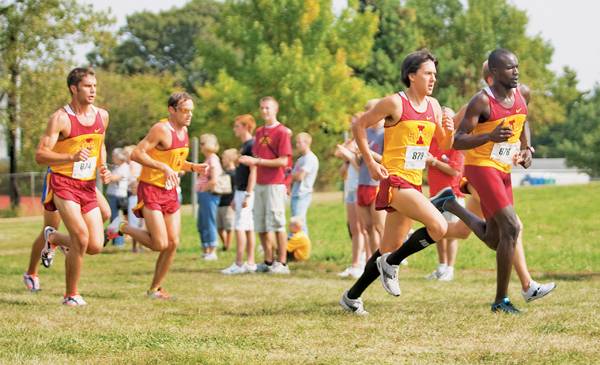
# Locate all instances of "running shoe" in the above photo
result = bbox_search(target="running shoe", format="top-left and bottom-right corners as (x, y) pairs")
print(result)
(522, 280), (556, 302)
(104, 217), (123, 242)
(491, 297), (521, 314)
(62, 294), (87, 306)
(244, 262), (257, 273)
(438, 269), (454, 281)
(221, 263), (247, 275)
(256, 262), (273, 273)
(203, 252), (218, 261)
(425, 269), (443, 280)
(269, 261), (290, 274)
(339, 290), (368, 316)
(23, 273), (40, 292)
(40, 226), (57, 268)
(430, 187), (456, 213)
(376, 253), (401, 296)
(338, 266), (364, 279)
(147, 287), (172, 300)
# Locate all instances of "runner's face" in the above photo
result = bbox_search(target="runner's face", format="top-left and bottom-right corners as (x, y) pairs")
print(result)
(74, 75), (96, 105)
(171, 99), (194, 127)
(410, 60), (437, 96)
(260, 100), (278, 122)
(494, 54), (519, 89)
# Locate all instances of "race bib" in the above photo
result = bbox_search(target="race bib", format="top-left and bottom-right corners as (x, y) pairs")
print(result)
(72, 156), (97, 179)
(404, 146), (429, 170)
(490, 142), (519, 165)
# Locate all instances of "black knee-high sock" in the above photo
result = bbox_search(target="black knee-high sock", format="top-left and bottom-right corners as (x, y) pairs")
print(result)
(347, 250), (381, 299)
(386, 227), (436, 265)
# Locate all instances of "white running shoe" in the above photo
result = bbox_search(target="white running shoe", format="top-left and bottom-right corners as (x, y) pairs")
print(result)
(23, 273), (40, 292)
(376, 253), (401, 296)
(425, 269), (442, 280)
(40, 226), (57, 268)
(243, 262), (257, 273)
(522, 280), (556, 302)
(438, 269), (454, 281)
(221, 263), (247, 275)
(269, 261), (291, 274)
(203, 252), (218, 261)
(62, 294), (87, 306)
(105, 217), (122, 241)
(339, 290), (368, 316)
(338, 266), (364, 279)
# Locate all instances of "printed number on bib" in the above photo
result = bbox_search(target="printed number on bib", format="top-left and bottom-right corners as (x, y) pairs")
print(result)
(404, 146), (429, 170)
(490, 143), (519, 165)
(72, 156), (97, 179)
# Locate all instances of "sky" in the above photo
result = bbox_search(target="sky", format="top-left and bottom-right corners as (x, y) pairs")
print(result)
(79, 0), (599, 90)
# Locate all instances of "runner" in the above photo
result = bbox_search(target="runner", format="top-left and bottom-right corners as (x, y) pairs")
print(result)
(449, 48), (537, 313)
(106, 92), (208, 299)
(35, 67), (111, 306)
(339, 50), (455, 315)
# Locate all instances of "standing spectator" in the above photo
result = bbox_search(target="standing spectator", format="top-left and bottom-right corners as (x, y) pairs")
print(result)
(425, 107), (465, 281)
(335, 134), (365, 279)
(290, 132), (319, 235)
(106, 148), (130, 247)
(196, 133), (222, 260)
(356, 108), (385, 258)
(239, 96), (292, 274)
(222, 114), (257, 275)
(124, 145), (144, 252)
(217, 148), (237, 251)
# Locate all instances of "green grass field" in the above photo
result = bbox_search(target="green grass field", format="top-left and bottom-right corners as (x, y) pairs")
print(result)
(1, 184), (599, 364)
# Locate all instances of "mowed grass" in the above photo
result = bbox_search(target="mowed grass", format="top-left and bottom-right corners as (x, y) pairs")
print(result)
(0, 184), (599, 364)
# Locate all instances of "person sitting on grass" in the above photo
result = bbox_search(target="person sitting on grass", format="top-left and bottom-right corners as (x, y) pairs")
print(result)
(286, 216), (311, 262)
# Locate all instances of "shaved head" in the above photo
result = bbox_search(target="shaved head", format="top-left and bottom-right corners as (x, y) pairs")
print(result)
(488, 48), (515, 71)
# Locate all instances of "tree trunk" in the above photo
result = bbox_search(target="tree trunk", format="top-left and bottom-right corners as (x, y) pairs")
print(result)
(7, 62), (20, 209)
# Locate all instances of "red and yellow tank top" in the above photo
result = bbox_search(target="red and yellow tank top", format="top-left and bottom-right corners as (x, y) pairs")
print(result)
(50, 105), (105, 181)
(382, 92), (437, 186)
(464, 87), (528, 173)
(139, 119), (189, 188)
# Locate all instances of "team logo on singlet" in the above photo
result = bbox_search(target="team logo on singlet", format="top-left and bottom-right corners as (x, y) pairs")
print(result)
(416, 125), (426, 145)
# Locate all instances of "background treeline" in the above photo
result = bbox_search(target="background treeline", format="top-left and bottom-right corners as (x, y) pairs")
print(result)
(2, 0), (599, 191)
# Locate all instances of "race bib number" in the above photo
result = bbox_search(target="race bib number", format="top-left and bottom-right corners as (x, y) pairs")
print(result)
(72, 156), (97, 179)
(491, 142), (519, 165)
(404, 146), (429, 170)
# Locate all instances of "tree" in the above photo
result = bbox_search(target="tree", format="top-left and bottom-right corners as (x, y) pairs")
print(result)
(195, 0), (379, 188)
(91, 0), (222, 92)
(0, 0), (112, 208)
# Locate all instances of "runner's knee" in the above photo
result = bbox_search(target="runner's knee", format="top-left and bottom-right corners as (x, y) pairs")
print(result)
(427, 218), (448, 241)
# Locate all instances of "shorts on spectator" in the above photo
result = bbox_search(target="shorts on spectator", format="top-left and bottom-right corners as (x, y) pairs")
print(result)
(217, 205), (235, 230)
(233, 190), (254, 231)
(357, 184), (378, 207)
(253, 184), (286, 233)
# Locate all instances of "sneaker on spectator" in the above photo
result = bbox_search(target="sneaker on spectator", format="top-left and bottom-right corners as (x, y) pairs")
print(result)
(23, 273), (40, 292)
(243, 262), (257, 273)
(221, 263), (247, 275)
(203, 252), (218, 261)
(425, 269), (443, 280)
(62, 294), (87, 306)
(256, 262), (272, 273)
(338, 266), (364, 279)
(269, 261), (290, 274)
(438, 269), (454, 281)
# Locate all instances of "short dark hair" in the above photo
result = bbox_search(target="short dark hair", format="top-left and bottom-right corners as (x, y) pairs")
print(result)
(66, 67), (95, 94)
(488, 48), (514, 71)
(401, 50), (438, 87)
(168, 92), (193, 109)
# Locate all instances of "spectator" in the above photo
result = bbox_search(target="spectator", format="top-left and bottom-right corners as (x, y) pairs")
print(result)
(290, 132), (319, 235)
(106, 148), (130, 247)
(124, 145), (144, 253)
(222, 114), (258, 275)
(239, 96), (292, 274)
(425, 107), (465, 281)
(335, 132), (366, 279)
(217, 148), (237, 251)
(196, 133), (222, 261)
(286, 216), (311, 261)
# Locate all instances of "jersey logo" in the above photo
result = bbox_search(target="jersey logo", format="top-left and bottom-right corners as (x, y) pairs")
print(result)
(94, 128), (101, 133)
(416, 125), (425, 145)
(516, 108), (522, 113)
(426, 115), (432, 121)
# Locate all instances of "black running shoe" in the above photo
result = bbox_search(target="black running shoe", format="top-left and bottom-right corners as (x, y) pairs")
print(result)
(430, 187), (456, 213)
(491, 297), (521, 314)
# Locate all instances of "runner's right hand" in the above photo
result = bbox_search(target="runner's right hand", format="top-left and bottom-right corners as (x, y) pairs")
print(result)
(161, 164), (179, 189)
(72, 147), (91, 162)
(367, 160), (388, 180)
(488, 123), (513, 142)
